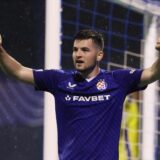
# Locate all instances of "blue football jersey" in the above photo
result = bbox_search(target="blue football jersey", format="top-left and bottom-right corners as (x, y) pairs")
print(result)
(33, 69), (145, 160)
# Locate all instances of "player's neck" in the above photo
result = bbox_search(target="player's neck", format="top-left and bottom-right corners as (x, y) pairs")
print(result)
(80, 66), (100, 79)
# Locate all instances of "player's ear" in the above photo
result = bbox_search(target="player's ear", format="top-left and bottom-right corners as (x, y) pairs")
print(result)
(97, 51), (104, 62)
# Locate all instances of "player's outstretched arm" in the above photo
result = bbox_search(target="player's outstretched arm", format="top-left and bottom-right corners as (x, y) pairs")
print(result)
(140, 37), (160, 86)
(0, 34), (34, 85)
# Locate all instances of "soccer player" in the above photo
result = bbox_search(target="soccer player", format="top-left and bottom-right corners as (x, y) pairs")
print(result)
(0, 30), (160, 160)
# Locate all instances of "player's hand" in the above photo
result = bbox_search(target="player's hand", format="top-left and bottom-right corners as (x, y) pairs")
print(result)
(156, 37), (160, 52)
(0, 34), (2, 45)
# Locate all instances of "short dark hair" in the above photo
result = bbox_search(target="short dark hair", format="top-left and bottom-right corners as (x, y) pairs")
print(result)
(73, 29), (104, 50)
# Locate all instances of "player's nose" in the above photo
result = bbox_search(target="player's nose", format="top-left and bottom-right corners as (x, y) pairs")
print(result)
(75, 50), (83, 58)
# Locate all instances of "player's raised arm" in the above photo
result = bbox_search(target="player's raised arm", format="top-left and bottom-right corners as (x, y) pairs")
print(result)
(140, 37), (160, 86)
(0, 34), (34, 85)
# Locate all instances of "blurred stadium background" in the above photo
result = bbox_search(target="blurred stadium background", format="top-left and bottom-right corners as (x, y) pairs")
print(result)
(0, 0), (160, 160)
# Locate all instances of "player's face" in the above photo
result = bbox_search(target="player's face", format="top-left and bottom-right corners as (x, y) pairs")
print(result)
(72, 39), (103, 74)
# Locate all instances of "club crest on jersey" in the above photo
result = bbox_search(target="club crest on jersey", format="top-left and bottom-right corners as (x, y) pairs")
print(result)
(96, 79), (107, 91)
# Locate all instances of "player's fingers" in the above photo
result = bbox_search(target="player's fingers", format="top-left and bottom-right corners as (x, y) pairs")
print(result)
(156, 37), (160, 51)
(0, 34), (2, 45)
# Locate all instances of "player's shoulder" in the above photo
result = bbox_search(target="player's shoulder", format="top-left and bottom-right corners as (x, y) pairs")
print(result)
(48, 69), (75, 78)
(111, 68), (141, 76)
(100, 68), (140, 79)
(35, 69), (73, 75)
(99, 69), (113, 77)
(34, 68), (75, 80)
(111, 69), (144, 84)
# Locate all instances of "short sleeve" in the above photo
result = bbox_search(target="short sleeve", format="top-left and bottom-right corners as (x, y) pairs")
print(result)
(112, 69), (147, 94)
(33, 69), (65, 93)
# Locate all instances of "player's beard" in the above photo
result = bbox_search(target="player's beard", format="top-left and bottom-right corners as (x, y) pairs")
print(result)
(75, 61), (98, 77)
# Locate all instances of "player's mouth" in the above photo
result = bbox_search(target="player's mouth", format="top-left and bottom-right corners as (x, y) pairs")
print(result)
(75, 60), (84, 64)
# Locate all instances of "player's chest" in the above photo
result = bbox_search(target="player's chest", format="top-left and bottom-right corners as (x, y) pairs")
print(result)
(55, 78), (124, 105)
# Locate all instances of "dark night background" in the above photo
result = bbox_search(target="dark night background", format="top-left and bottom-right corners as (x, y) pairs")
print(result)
(0, 1), (45, 160)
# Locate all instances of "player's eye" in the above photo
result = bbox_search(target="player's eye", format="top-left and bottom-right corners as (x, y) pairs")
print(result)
(73, 47), (78, 52)
(82, 48), (89, 52)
